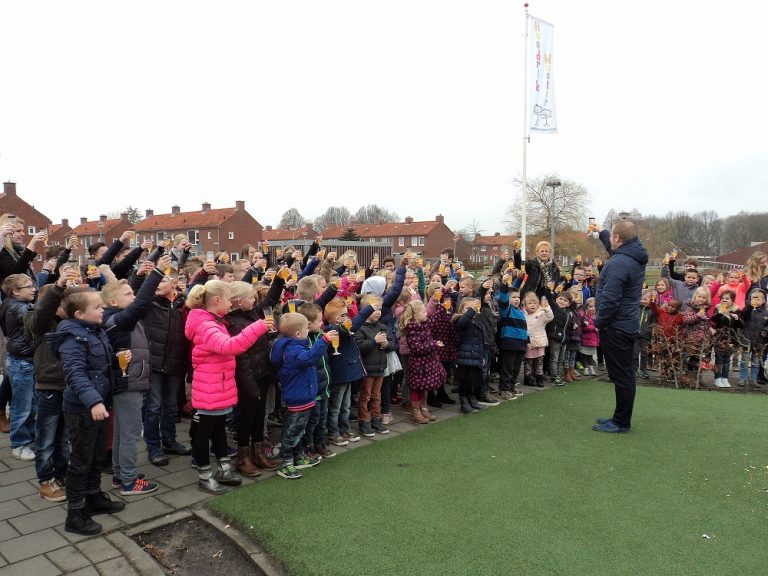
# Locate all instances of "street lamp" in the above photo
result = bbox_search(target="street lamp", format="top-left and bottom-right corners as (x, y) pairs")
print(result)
(547, 179), (561, 256)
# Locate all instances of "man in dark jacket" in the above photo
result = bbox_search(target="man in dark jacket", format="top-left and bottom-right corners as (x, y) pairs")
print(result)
(592, 220), (648, 433)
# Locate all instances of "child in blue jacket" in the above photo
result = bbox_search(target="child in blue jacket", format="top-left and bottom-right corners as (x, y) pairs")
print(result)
(270, 312), (336, 480)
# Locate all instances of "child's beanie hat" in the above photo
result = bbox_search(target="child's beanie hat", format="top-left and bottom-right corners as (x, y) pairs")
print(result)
(361, 276), (386, 297)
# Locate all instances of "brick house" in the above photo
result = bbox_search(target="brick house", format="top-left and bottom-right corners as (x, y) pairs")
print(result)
(134, 201), (263, 262)
(262, 223), (319, 246)
(70, 214), (133, 264)
(0, 182), (54, 270)
(471, 233), (516, 266)
(714, 242), (768, 266)
(48, 219), (73, 248)
(322, 214), (469, 262)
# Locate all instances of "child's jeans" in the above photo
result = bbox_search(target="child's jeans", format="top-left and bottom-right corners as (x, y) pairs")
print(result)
(327, 382), (351, 438)
(303, 397), (329, 450)
(634, 338), (650, 373)
(482, 350), (493, 395)
(34, 389), (69, 484)
(739, 350), (763, 383)
(548, 342), (566, 379)
(715, 351), (732, 379)
(358, 376), (384, 421)
(112, 390), (145, 485)
(64, 412), (108, 510)
(144, 372), (183, 459)
(281, 408), (311, 467)
(7, 356), (36, 449)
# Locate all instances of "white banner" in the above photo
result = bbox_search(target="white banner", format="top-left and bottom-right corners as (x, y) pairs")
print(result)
(529, 16), (557, 133)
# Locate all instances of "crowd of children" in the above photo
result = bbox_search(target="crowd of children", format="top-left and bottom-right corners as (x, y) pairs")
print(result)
(0, 211), (767, 536)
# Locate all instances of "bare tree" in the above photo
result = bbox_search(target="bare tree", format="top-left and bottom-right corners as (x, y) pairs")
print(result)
(313, 206), (350, 231)
(507, 174), (591, 236)
(278, 208), (307, 230)
(465, 219), (484, 240)
(352, 204), (399, 225)
(691, 210), (722, 256)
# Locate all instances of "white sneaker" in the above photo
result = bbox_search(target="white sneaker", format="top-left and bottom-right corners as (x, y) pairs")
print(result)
(12, 445), (35, 461)
(721, 378), (731, 388)
(714, 378), (724, 387)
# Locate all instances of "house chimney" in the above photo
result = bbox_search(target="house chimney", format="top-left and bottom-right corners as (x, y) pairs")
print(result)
(99, 214), (107, 222)
(172, 205), (181, 215)
(62, 219), (69, 228)
(80, 217), (88, 225)
(305, 223), (312, 231)
(3, 182), (16, 197)
(435, 214), (444, 224)
(120, 212), (129, 221)
(235, 200), (245, 210)
(405, 216), (414, 224)
(145, 209), (154, 218)
(494, 232), (500, 236)
(202, 202), (211, 212)
(265, 225), (273, 231)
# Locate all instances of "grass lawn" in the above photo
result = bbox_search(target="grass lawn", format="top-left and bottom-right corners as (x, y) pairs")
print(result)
(209, 381), (768, 576)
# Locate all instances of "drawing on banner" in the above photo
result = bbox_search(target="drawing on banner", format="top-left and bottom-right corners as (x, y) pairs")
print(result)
(529, 16), (557, 133)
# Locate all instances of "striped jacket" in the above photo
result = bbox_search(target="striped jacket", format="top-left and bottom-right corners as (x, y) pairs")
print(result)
(496, 283), (529, 351)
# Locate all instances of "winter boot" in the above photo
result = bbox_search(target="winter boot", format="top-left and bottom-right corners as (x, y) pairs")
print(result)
(419, 400), (437, 422)
(426, 389), (442, 408)
(459, 396), (477, 414)
(564, 368), (574, 383)
(65, 507), (102, 535)
(435, 384), (456, 405)
(523, 375), (535, 387)
(410, 402), (429, 425)
(535, 375), (545, 388)
(84, 491), (125, 515)
(236, 446), (261, 477)
(0, 410), (9, 433)
(251, 442), (280, 471)
(215, 457), (243, 486)
(198, 465), (229, 494)
(468, 395), (482, 411)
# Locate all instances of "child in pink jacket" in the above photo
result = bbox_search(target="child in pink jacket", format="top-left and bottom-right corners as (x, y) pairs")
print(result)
(185, 280), (272, 495)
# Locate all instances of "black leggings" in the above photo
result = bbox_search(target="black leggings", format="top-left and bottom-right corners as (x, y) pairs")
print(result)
(455, 365), (483, 397)
(237, 392), (268, 447)
(192, 413), (229, 469)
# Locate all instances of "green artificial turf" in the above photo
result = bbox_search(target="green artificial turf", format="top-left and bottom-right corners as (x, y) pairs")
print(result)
(209, 382), (768, 576)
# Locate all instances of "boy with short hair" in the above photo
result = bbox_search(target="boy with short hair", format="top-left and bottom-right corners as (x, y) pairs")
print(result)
(496, 279), (528, 399)
(269, 312), (336, 479)
(25, 267), (79, 502)
(545, 289), (575, 386)
(47, 288), (126, 535)
(298, 303), (334, 459)
(101, 257), (168, 494)
(636, 290), (656, 379)
(662, 264), (700, 312)
(139, 267), (191, 466)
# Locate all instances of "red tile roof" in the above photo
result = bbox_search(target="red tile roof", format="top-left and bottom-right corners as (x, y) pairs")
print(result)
(714, 242), (768, 265)
(135, 208), (238, 231)
(322, 220), (440, 239)
(71, 218), (124, 235)
(473, 234), (516, 246)
(48, 224), (64, 235)
(262, 227), (318, 241)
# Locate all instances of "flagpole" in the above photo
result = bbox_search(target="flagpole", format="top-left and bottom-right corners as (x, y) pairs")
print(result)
(521, 3), (529, 260)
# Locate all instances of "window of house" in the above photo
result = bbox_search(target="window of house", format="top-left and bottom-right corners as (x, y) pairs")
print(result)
(380, 237), (389, 243)
(481, 245), (487, 252)
(156, 232), (166, 243)
(411, 236), (418, 246)
(228, 232), (235, 240)
(231, 252), (238, 261)
(418, 236), (425, 246)
(398, 237), (405, 247)
(207, 232), (212, 240)
(493, 246), (498, 251)
(28, 226), (36, 235)
(370, 238), (375, 243)
(187, 229), (199, 245)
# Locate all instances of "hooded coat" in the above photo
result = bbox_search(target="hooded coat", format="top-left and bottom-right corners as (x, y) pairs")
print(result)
(184, 308), (269, 411)
(594, 231), (649, 334)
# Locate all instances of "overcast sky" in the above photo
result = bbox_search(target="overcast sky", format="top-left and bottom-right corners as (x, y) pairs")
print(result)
(1, 1), (766, 236)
